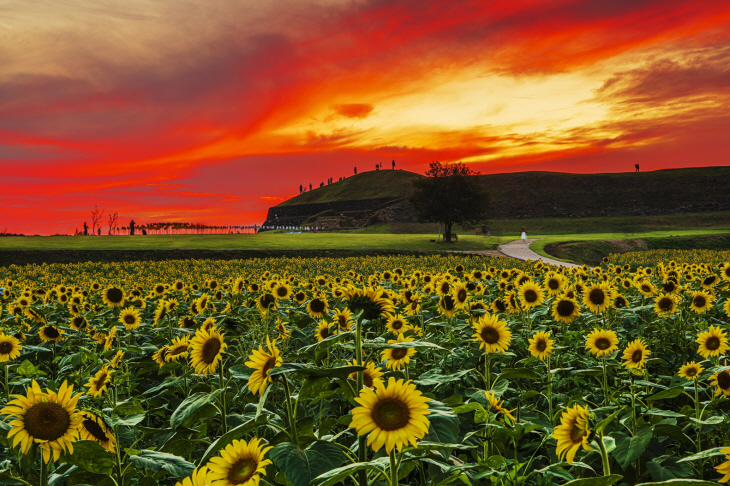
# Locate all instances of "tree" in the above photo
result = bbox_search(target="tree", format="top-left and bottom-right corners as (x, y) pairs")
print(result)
(107, 212), (119, 235)
(409, 161), (490, 243)
(90, 205), (104, 236)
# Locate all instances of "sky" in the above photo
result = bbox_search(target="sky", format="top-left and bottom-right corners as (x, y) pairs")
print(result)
(1, 0), (729, 235)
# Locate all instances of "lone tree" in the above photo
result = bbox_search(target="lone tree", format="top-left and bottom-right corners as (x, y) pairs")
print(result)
(90, 205), (104, 236)
(409, 161), (489, 243)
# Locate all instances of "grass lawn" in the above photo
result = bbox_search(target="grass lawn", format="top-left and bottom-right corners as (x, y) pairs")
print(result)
(529, 228), (730, 262)
(0, 233), (512, 251)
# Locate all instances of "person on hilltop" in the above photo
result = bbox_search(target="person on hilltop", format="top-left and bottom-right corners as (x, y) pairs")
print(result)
(354, 166), (357, 175)
(130, 220), (135, 236)
(392, 159), (395, 169)
(299, 184), (303, 194)
(309, 183), (312, 191)
(521, 227), (527, 243)
(635, 164), (640, 172)
(83, 222), (88, 235)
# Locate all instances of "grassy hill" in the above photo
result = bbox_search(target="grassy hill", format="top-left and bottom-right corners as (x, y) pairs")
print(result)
(265, 166), (730, 230)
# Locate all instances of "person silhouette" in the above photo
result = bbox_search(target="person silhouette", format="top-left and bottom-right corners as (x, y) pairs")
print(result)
(354, 166), (357, 175)
(635, 164), (640, 172)
(309, 183), (312, 191)
(392, 160), (395, 169)
(98, 227), (101, 236)
(299, 184), (303, 194)
(130, 220), (135, 236)
(376, 163), (379, 171)
(521, 227), (527, 243)
(83, 222), (88, 235)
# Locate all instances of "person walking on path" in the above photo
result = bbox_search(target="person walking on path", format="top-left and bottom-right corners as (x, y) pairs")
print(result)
(521, 227), (527, 243)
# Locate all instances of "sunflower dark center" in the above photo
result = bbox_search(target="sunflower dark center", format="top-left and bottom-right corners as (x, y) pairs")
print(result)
(685, 367), (698, 377)
(536, 340), (547, 352)
(631, 350), (643, 362)
(44, 327), (60, 339)
(481, 327), (499, 344)
(310, 299), (326, 313)
(595, 338), (611, 350)
(658, 298), (673, 311)
(262, 356), (277, 377)
(493, 300), (506, 312)
(201, 338), (222, 363)
(589, 289), (605, 305)
(24, 402), (70, 441)
(363, 372), (374, 388)
(124, 315), (136, 324)
(663, 282), (676, 292)
(319, 327), (331, 339)
(694, 295), (707, 307)
(168, 345), (188, 357)
(706, 336), (720, 350)
(260, 294), (275, 308)
(156, 285), (164, 293)
(0, 342), (13, 354)
(106, 288), (123, 303)
(95, 373), (109, 388)
(569, 423), (587, 443)
(457, 289), (468, 302)
(276, 287), (288, 297)
(442, 296), (456, 311)
(391, 320), (404, 330)
(548, 279), (559, 290)
(372, 398), (410, 431)
(703, 276), (716, 286)
(227, 457), (257, 484)
(718, 371), (730, 389)
(391, 348), (408, 360)
(524, 290), (538, 303)
(556, 300), (575, 317)
(82, 418), (108, 442)
(440, 283), (450, 294)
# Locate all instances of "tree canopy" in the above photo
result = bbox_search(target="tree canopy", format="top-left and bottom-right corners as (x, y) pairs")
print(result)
(409, 161), (490, 242)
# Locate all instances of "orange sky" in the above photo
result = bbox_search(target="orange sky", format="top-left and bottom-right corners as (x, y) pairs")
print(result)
(1, 0), (730, 234)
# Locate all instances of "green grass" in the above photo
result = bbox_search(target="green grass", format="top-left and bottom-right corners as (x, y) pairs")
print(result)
(0, 233), (510, 251)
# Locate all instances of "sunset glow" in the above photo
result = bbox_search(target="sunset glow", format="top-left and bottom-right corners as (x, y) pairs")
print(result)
(2, 0), (729, 234)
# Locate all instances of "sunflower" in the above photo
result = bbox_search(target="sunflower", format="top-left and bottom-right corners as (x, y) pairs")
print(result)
(716, 448), (730, 483)
(385, 314), (410, 335)
(453, 284), (469, 307)
(552, 296), (581, 324)
(0, 333), (22, 362)
(438, 294), (460, 317)
(255, 293), (277, 314)
(78, 411), (115, 452)
(710, 369), (730, 398)
(552, 404), (592, 464)
(84, 365), (114, 398)
(39, 325), (64, 343)
(582, 283), (613, 313)
(307, 298), (329, 319)
(175, 466), (215, 486)
(653, 294), (677, 316)
(104, 326), (117, 351)
(544, 275), (565, 296)
(345, 287), (394, 320)
(635, 280), (657, 297)
(69, 315), (89, 332)
(153, 347), (170, 367)
(471, 313), (511, 354)
(348, 360), (384, 389)
(166, 337), (191, 362)
(527, 331), (554, 360)
(189, 328), (227, 376)
(207, 438), (273, 486)
(678, 361), (703, 381)
(102, 286), (125, 308)
(24, 307), (45, 324)
(273, 283), (292, 300)
(315, 321), (336, 342)
(179, 316), (197, 329)
(245, 337), (282, 396)
(585, 328), (619, 357)
(490, 298), (507, 314)
(485, 390), (515, 423)
(696, 325), (729, 359)
(1, 380), (82, 463)
(109, 350), (124, 369)
(118, 307), (142, 330)
(201, 317), (217, 333)
(332, 309), (355, 332)
(690, 291), (715, 314)
(517, 281), (545, 310)
(349, 377), (430, 453)
(621, 339), (650, 369)
(381, 334), (416, 371)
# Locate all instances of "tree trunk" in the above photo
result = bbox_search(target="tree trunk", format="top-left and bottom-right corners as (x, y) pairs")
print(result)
(444, 222), (453, 243)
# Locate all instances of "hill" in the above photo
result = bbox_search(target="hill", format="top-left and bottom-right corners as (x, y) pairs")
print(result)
(263, 166), (730, 229)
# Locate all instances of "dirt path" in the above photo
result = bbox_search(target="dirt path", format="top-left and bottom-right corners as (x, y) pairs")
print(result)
(498, 239), (580, 267)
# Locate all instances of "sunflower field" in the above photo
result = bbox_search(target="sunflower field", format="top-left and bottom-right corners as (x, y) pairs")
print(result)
(0, 254), (729, 486)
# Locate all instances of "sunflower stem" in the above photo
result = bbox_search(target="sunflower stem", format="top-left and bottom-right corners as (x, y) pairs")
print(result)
(596, 431), (611, 476)
(4, 364), (9, 403)
(218, 362), (228, 434)
(39, 457), (47, 486)
(546, 357), (553, 425)
(694, 378), (701, 454)
(630, 373), (636, 433)
(601, 358), (608, 406)
(355, 317), (368, 486)
(282, 376), (298, 447)
(389, 449), (398, 486)
(485, 353), (492, 390)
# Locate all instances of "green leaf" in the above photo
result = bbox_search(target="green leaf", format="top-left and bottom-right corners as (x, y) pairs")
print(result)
(255, 384), (271, 420)
(129, 450), (195, 478)
(268, 364), (365, 379)
(269, 440), (345, 486)
(406, 441), (476, 451)
(652, 424), (691, 443)
(313, 457), (390, 486)
(677, 447), (728, 463)
(198, 416), (268, 466)
(415, 369), (473, 386)
(647, 386), (685, 402)
(423, 408), (460, 458)
(299, 376), (332, 401)
(114, 399), (145, 416)
(689, 416), (724, 425)
(596, 407), (624, 434)
(612, 427), (653, 470)
(645, 456), (694, 481)
(16, 359), (38, 377)
(644, 409), (686, 418)
(494, 368), (539, 382)
(107, 414), (145, 427)
(636, 480), (721, 486)
(562, 475), (623, 486)
(60, 440), (115, 475)
(170, 390), (223, 429)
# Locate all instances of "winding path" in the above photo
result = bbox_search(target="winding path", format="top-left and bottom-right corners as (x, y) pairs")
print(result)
(498, 239), (580, 268)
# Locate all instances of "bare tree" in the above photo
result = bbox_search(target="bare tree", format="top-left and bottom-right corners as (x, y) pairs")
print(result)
(107, 212), (119, 235)
(90, 205), (105, 236)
